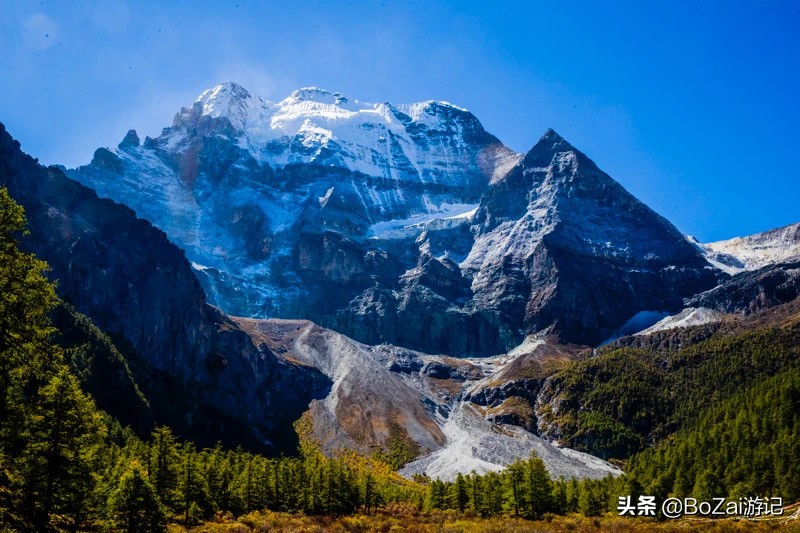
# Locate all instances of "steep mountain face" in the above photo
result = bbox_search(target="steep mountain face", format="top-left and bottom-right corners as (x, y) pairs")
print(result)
(0, 122), (328, 452)
(68, 83), (520, 354)
(688, 260), (800, 314)
(68, 83), (721, 354)
(233, 318), (446, 458)
(461, 129), (721, 346)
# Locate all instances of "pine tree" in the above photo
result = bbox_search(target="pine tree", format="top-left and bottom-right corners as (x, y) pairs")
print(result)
(149, 426), (180, 514)
(0, 188), (59, 373)
(428, 479), (447, 510)
(525, 454), (553, 518)
(0, 187), (61, 528)
(564, 478), (580, 513)
(19, 367), (104, 530)
(578, 481), (605, 517)
(109, 462), (167, 533)
(552, 480), (568, 514)
(505, 462), (524, 516)
(453, 473), (468, 513)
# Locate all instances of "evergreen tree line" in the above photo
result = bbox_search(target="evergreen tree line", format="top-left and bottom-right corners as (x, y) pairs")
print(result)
(421, 455), (625, 519)
(626, 364), (800, 504)
(541, 321), (800, 459)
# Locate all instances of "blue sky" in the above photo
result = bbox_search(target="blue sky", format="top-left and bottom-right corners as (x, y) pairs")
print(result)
(1, 0), (798, 241)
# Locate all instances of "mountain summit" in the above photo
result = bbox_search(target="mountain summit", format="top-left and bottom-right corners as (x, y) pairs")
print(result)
(166, 82), (519, 185)
(465, 129), (721, 345)
(69, 83), (721, 353)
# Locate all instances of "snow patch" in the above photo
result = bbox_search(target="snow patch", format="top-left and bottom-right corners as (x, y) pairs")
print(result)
(599, 310), (671, 346)
(507, 335), (545, 357)
(318, 186), (334, 207)
(367, 203), (479, 239)
(638, 307), (726, 335)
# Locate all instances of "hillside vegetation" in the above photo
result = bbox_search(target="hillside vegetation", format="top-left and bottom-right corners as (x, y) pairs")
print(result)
(539, 318), (800, 458)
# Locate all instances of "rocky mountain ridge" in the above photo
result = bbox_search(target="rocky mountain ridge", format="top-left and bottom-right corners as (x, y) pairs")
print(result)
(234, 316), (620, 482)
(694, 222), (800, 274)
(68, 83), (724, 354)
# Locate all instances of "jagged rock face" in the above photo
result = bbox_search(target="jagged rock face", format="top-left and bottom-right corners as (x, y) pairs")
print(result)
(463, 130), (722, 346)
(234, 316), (620, 481)
(233, 318), (446, 457)
(688, 260), (800, 314)
(67, 84), (721, 353)
(67, 83), (521, 354)
(0, 122), (328, 453)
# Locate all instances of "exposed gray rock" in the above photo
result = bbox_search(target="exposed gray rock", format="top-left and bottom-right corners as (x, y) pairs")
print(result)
(119, 129), (140, 149)
(462, 129), (723, 346)
(0, 122), (328, 453)
(699, 222), (800, 273)
(688, 260), (800, 314)
(387, 356), (424, 374)
(67, 85), (723, 354)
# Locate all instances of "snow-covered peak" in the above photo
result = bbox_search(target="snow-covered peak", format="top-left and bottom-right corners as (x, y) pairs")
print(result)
(700, 222), (800, 273)
(193, 82), (255, 130)
(284, 87), (348, 105)
(186, 83), (480, 134)
(197, 81), (251, 105)
(164, 82), (513, 185)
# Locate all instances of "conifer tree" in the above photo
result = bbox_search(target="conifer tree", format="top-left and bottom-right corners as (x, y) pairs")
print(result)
(552, 479), (568, 514)
(109, 462), (167, 533)
(150, 426), (180, 513)
(20, 367), (103, 530)
(505, 462), (524, 516)
(452, 473), (468, 513)
(525, 454), (553, 518)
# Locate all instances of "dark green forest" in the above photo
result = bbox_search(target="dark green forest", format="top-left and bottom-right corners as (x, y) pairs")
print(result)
(2, 185), (800, 531)
(540, 321), (800, 459)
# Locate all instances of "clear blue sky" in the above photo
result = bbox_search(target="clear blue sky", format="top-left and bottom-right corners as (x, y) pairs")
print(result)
(1, 0), (798, 241)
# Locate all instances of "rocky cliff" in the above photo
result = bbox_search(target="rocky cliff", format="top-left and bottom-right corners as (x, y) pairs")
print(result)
(0, 122), (328, 452)
(461, 129), (722, 345)
(698, 222), (800, 273)
(67, 84), (723, 355)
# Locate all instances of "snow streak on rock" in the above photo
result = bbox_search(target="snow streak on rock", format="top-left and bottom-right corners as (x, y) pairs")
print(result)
(698, 223), (800, 273)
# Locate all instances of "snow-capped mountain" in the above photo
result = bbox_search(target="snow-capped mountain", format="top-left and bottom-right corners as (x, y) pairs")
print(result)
(69, 82), (720, 354)
(186, 83), (520, 183)
(456, 129), (721, 346)
(696, 222), (800, 273)
(68, 83), (517, 339)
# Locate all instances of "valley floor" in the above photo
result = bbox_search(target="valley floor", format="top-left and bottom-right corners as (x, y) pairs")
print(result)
(174, 508), (800, 533)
